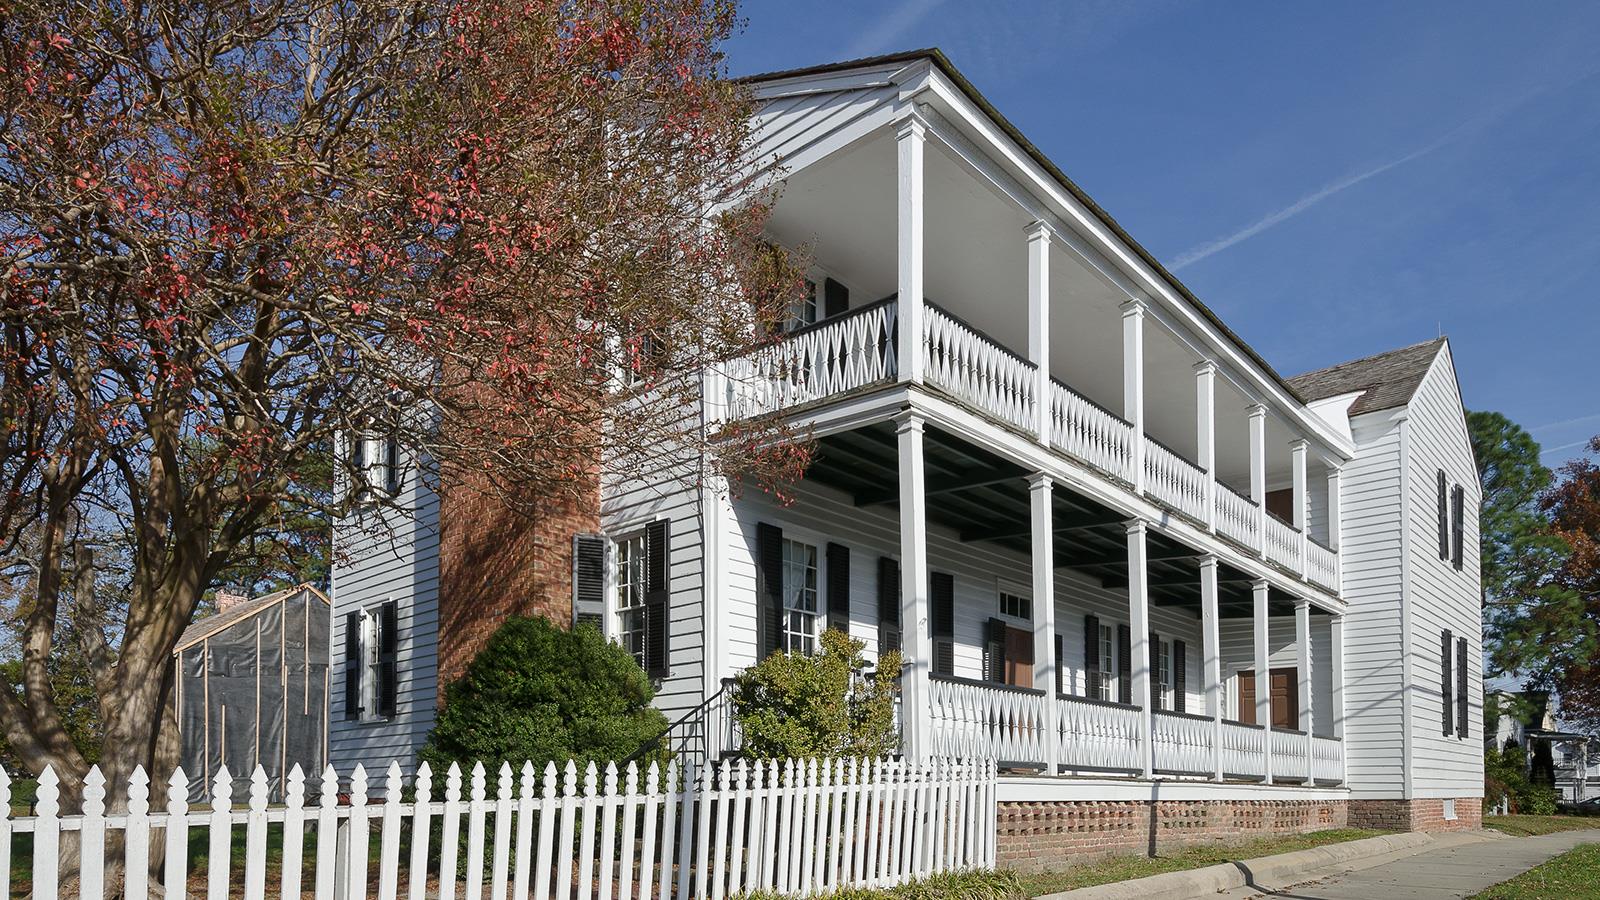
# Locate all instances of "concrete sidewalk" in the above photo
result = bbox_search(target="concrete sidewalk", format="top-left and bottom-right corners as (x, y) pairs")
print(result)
(1227, 829), (1600, 899)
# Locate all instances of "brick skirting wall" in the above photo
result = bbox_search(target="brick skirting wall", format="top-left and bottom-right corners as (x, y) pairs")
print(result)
(996, 799), (1348, 871)
(1348, 798), (1482, 832)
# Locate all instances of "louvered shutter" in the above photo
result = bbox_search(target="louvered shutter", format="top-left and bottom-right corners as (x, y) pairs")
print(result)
(984, 618), (1008, 684)
(1451, 484), (1465, 571)
(378, 601), (398, 718)
(572, 534), (608, 632)
(1441, 629), (1454, 736)
(1456, 637), (1469, 738)
(757, 523), (784, 658)
(1446, 464), (1459, 557)
(1174, 640), (1188, 714)
(930, 571), (955, 676)
(383, 433), (401, 494)
(1149, 631), (1161, 710)
(645, 519), (671, 678)
(826, 542), (851, 634)
(877, 557), (901, 656)
(344, 612), (361, 720)
(1117, 624), (1132, 705)
(1055, 634), (1065, 695)
(823, 277), (849, 318)
(1084, 614), (1100, 698)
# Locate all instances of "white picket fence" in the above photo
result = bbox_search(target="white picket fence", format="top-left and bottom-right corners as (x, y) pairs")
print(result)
(4, 755), (995, 900)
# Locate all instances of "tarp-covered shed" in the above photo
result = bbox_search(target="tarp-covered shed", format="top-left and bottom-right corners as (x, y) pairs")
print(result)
(173, 583), (330, 800)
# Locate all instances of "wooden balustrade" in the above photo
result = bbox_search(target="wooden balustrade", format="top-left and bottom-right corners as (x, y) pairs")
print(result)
(928, 676), (1049, 768)
(1150, 710), (1213, 777)
(1144, 438), (1209, 524)
(922, 305), (1037, 433)
(1048, 379), (1135, 483)
(1055, 694), (1144, 774)
(1263, 514), (1302, 573)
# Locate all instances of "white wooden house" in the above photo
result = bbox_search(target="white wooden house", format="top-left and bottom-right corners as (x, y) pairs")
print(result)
(331, 50), (1483, 852)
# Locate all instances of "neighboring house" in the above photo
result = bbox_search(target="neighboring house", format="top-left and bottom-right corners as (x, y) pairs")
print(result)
(173, 583), (331, 800)
(1488, 689), (1593, 803)
(331, 49), (1484, 860)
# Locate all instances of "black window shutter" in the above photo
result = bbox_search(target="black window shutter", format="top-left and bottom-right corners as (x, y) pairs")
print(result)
(645, 519), (671, 677)
(378, 602), (398, 718)
(1437, 470), (1449, 560)
(823, 277), (849, 318)
(344, 612), (362, 720)
(1174, 640), (1188, 714)
(1456, 637), (1469, 738)
(983, 617), (1008, 684)
(1117, 624), (1132, 705)
(1084, 614), (1101, 698)
(572, 534), (608, 631)
(1055, 634), (1065, 695)
(931, 571), (955, 676)
(877, 556), (901, 656)
(826, 542), (851, 634)
(383, 433), (401, 494)
(1149, 631), (1161, 710)
(1451, 485), (1465, 571)
(757, 523), (784, 659)
(1441, 629), (1454, 736)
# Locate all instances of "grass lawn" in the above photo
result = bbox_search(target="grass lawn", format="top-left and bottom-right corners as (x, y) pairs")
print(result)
(1470, 842), (1600, 899)
(1016, 828), (1392, 896)
(1483, 815), (1600, 837)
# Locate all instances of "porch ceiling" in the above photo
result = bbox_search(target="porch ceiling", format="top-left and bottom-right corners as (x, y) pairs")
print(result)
(804, 423), (1314, 620)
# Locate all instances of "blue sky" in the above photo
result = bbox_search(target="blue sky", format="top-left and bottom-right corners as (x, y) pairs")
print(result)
(725, 1), (1600, 470)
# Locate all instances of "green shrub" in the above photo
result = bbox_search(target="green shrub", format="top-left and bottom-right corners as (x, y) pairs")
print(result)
(731, 629), (900, 759)
(420, 616), (670, 774)
(1485, 744), (1562, 815)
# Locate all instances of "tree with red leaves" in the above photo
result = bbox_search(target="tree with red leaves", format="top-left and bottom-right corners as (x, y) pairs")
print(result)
(1548, 438), (1600, 732)
(0, 0), (805, 836)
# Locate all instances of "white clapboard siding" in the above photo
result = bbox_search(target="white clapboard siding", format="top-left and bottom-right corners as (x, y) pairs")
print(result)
(8, 757), (995, 900)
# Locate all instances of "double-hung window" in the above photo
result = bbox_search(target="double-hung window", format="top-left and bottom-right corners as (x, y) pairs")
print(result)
(614, 533), (650, 668)
(344, 601), (398, 722)
(781, 538), (820, 655)
(1097, 624), (1115, 702)
(785, 280), (819, 332)
(1156, 638), (1172, 710)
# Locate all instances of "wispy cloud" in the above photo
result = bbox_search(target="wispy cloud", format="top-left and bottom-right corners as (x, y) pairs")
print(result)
(1531, 412), (1600, 434)
(845, 0), (944, 59)
(1168, 140), (1450, 271)
(1167, 68), (1592, 272)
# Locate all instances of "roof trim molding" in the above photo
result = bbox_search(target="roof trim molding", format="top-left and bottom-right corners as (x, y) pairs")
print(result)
(172, 582), (330, 654)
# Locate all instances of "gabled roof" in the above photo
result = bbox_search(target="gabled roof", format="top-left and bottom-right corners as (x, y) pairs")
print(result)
(174, 583), (329, 653)
(1287, 338), (1446, 417)
(740, 49), (1306, 406)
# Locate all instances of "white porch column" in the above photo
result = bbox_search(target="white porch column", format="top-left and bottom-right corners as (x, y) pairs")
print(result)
(1291, 438), (1309, 575)
(1196, 361), (1217, 532)
(1326, 466), (1343, 552)
(896, 116), (926, 385)
(1252, 579), (1273, 783)
(1126, 520), (1153, 778)
(1295, 599), (1314, 777)
(1122, 300), (1146, 493)
(897, 413), (932, 761)
(1330, 613), (1346, 742)
(1248, 404), (1267, 555)
(1027, 222), (1051, 444)
(1200, 556), (1223, 781)
(1030, 475), (1059, 773)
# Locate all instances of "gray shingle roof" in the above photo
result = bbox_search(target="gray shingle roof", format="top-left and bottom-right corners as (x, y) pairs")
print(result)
(1287, 338), (1445, 417)
(174, 583), (329, 652)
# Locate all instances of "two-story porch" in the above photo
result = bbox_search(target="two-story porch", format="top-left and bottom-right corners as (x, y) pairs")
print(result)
(699, 68), (1354, 791)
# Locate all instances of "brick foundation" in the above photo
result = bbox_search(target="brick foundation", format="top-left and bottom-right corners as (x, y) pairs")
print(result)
(1347, 797), (1482, 832)
(996, 799), (1348, 871)
(437, 476), (600, 699)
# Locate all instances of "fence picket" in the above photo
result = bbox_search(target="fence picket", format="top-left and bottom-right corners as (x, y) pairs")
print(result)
(0, 771), (10, 900)
(244, 767), (270, 900)
(513, 763), (536, 900)
(349, 765), (372, 900)
(492, 763), (515, 900)
(440, 763), (464, 900)
(282, 766), (306, 900)
(576, 763), (599, 900)
(777, 759), (795, 896)
(33, 767), (58, 900)
(555, 761), (578, 900)
(207, 766), (233, 900)
(465, 762), (488, 900)
(692, 761), (711, 900)
(637, 763), (660, 900)
(165, 769), (189, 900)
(673, 759), (695, 900)
(410, 763), (435, 900)
(598, 763), (620, 900)
(709, 759), (730, 900)
(725, 759), (747, 896)
(655, 761), (678, 900)
(315, 766), (339, 900)
(616, 763), (640, 900)
(80, 766), (107, 900)
(534, 763), (559, 900)
(379, 762), (405, 900)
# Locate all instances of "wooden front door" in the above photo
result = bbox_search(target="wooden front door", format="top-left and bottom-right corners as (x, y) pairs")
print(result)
(1005, 626), (1034, 688)
(1237, 668), (1299, 728)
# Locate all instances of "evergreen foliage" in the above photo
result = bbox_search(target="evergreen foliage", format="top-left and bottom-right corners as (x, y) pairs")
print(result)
(731, 630), (900, 759)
